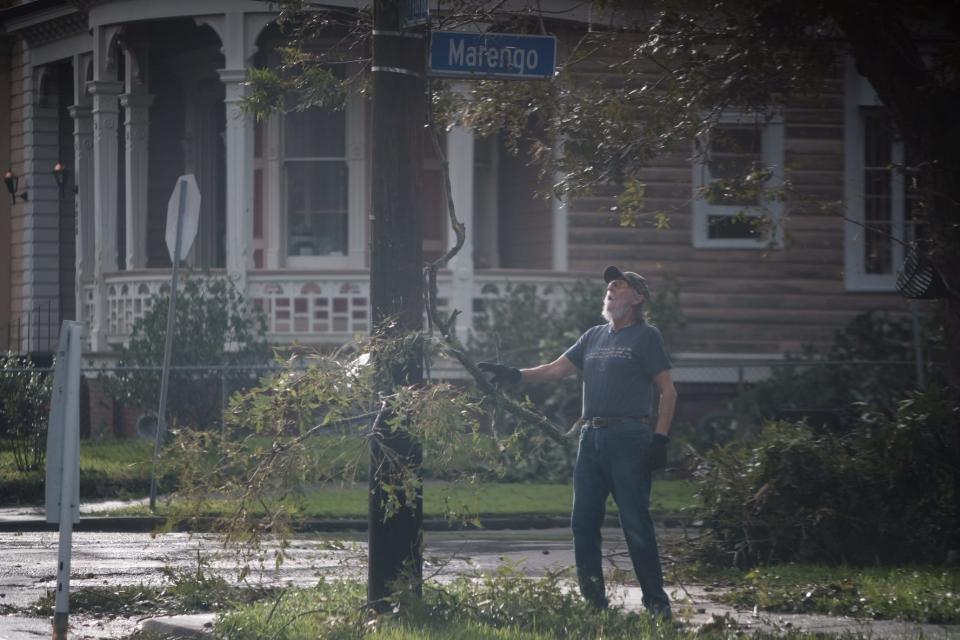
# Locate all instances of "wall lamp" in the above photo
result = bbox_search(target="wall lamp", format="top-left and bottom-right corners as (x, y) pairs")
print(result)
(3, 169), (28, 205)
(53, 162), (70, 200)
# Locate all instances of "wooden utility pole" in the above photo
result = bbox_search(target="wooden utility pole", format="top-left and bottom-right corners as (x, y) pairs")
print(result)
(367, 0), (426, 607)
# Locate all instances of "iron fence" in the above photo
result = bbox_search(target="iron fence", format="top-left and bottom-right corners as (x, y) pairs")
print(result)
(2, 299), (62, 359)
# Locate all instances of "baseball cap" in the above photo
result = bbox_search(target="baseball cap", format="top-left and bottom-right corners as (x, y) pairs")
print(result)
(603, 265), (650, 298)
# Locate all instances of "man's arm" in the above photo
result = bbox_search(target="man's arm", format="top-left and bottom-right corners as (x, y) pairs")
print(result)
(520, 355), (578, 383)
(651, 369), (677, 436)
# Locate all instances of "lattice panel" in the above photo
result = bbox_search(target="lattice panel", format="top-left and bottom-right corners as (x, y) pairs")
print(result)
(249, 279), (370, 339)
(106, 280), (166, 337)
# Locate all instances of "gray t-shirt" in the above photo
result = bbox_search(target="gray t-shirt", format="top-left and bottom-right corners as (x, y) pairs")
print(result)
(563, 322), (671, 419)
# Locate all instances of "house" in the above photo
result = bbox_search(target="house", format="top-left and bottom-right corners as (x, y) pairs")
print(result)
(0, 0), (917, 429)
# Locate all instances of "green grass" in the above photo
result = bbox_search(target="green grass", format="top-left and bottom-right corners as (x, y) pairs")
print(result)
(215, 574), (888, 639)
(0, 438), (155, 505)
(102, 479), (697, 520)
(717, 564), (960, 624)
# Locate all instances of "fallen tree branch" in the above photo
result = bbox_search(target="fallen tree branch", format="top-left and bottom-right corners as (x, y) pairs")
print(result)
(422, 119), (568, 446)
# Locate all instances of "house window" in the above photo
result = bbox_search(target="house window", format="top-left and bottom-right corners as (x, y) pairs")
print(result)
(692, 115), (784, 248)
(844, 61), (920, 290)
(284, 100), (349, 258)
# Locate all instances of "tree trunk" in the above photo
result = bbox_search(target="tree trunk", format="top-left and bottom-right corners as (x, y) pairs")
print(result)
(367, 0), (426, 608)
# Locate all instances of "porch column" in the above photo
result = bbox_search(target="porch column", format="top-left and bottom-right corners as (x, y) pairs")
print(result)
(72, 54), (94, 328)
(87, 79), (123, 350)
(447, 124), (475, 339)
(120, 92), (153, 269)
(218, 68), (253, 290)
(69, 103), (93, 321)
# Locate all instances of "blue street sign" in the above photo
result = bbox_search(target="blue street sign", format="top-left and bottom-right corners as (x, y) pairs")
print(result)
(429, 31), (557, 80)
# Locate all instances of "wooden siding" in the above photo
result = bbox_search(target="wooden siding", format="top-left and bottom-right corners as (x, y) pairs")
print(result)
(564, 56), (912, 356)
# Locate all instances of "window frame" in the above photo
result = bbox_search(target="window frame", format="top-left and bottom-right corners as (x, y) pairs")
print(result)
(691, 111), (785, 249)
(278, 63), (366, 270)
(843, 57), (908, 291)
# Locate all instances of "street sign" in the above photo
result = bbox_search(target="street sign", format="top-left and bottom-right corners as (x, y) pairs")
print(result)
(164, 174), (201, 263)
(401, 0), (428, 28)
(429, 31), (557, 80)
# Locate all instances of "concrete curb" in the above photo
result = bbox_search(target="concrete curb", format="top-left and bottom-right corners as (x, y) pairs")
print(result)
(140, 613), (214, 638)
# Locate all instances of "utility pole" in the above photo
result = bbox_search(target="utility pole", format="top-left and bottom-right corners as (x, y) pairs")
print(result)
(367, 0), (426, 607)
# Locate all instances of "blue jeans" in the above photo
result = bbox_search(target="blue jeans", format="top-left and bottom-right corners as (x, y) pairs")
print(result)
(572, 423), (671, 617)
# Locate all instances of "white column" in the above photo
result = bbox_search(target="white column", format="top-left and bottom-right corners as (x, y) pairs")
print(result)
(447, 125), (475, 339)
(218, 68), (253, 290)
(69, 103), (93, 320)
(87, 79), (123, 351)
(72, 54), (94, 328)
(264, 114), (282, 269)
(120, 92), (153, 269)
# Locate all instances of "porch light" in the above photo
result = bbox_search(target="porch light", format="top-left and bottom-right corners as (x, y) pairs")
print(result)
(53, 162), (70, 200)
(3, 169), (27, 205)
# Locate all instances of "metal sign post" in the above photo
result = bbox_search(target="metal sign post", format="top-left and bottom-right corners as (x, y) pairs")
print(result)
(149, 175), (201, 511)
(45, 320), (83, 639)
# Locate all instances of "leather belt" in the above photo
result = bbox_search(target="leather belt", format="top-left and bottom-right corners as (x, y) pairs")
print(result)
(584, 416), (647, 427)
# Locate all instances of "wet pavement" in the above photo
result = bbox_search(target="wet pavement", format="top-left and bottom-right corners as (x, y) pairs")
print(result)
(0, 526), (958, 639)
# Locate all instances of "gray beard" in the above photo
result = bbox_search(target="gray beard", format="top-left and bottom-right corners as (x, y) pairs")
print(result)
(602, 300), (631, 323)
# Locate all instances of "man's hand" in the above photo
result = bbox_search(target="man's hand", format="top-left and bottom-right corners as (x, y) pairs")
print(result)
(477, 362), (522, 385)
(649, 433), (669, 471)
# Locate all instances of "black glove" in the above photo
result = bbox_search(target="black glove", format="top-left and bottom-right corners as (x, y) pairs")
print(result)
(477, 362), (522, 385)
(648, 433), (669, 471)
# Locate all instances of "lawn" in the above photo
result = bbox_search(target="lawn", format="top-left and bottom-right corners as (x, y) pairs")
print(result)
(105, 479), (698, 520)
(3, 435), (698, 518)
(718, 564), (960, 624)
(0, 438), (155, 505)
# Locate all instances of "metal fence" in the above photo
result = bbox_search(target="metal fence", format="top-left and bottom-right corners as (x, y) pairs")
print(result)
(0, 359), (933, 506)
(2, 299), (63, 359)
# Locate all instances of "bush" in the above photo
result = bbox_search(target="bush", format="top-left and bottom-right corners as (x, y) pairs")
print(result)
(107, 273), (270, 430)
(694, 386), (960, 567)
(749, 311), (927, 425)
(0, 353), (51, 472)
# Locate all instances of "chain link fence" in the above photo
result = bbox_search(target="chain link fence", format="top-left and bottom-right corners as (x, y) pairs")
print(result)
(0, 359), (930, 506)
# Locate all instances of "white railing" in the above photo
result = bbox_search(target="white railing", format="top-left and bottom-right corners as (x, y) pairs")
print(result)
(472, 270), (577, 325)
(96, 269), (583, 346)
(102, 271), (191, 343)
(247, 270), (376, 344)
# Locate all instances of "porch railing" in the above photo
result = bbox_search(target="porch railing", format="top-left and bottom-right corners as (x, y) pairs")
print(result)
(94, 269), (582, 346)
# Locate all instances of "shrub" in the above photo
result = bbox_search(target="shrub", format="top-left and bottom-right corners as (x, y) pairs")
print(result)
(0, 353), (51, 472)
(694, 386), (959, 567)
(107, 273), (270, 430)
(748, 311), (926, 424)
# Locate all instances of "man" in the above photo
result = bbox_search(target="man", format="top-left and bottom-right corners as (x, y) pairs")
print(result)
(478, 265), (677, 618)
